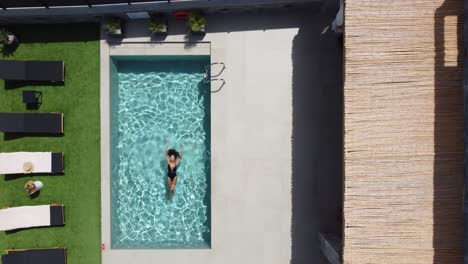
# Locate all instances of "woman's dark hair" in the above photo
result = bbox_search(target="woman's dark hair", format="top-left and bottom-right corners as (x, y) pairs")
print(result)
(167, 149), (180, 158)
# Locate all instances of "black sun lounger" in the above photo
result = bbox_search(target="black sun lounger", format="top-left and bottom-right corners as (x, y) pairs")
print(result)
(1, 248), (66, 264)
(0, 60), (64, 82)
(0, 113), (64, 134)
(52, 152), (64, 173)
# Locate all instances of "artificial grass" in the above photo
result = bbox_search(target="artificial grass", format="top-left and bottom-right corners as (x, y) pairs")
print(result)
(0, 24), (101, 264)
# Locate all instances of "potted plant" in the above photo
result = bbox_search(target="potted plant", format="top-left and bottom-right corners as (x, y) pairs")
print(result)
(187, 12), (206, 35)
(103, 17), (124, 37)
(0, 28), (17, 46)
(149, 15), (168, 35)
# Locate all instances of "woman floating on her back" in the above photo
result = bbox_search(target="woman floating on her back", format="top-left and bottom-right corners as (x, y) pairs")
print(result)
(164, 143), (183, 200)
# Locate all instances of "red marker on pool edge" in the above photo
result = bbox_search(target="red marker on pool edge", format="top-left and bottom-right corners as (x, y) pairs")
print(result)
(102, 243), (106, 250)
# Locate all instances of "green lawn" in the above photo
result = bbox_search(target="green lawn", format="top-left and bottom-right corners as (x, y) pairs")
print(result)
(0, 24), (101, 264)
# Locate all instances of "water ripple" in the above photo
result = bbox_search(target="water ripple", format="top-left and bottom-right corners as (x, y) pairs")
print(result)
(111, 59), (210, 249)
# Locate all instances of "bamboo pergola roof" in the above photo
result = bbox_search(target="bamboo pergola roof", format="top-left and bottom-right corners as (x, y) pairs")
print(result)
(344, 0), (464, 263)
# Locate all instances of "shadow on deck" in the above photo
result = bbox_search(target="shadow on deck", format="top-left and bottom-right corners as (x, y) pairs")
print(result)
(291, 11), (343, 264)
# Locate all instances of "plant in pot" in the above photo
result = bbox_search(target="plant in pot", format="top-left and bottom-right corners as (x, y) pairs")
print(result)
(103, 17), (124, 37)
(187, 12), (206, 35)
(0, 28), (18, 46)
(149, 15), (168, 35)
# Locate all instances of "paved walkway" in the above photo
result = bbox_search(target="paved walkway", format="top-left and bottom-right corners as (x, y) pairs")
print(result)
(101, 8), (342, 264)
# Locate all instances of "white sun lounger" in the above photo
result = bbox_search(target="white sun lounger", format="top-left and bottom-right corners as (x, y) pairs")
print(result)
(0, 204), (64, 231)
(0, 152), (63, 174)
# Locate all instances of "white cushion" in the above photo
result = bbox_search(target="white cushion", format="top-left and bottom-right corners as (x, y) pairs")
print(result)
(0, 205), (51, 231)
(0, 152), (52, 174)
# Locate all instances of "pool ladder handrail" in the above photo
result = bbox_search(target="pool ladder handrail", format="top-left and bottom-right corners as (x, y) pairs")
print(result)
(210, 78), (226, 93)
(203, 62), (226, 93)
(204, 62), (226, 79)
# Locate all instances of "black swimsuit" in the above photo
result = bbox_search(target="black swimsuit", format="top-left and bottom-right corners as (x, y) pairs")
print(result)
(167, 164), (177, 181)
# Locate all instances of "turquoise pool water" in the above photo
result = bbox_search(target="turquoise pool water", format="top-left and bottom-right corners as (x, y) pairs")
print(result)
(110, 56), (211, 249)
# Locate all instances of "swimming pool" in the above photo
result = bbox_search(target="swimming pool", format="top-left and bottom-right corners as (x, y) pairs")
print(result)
(110, 56), (211, 249)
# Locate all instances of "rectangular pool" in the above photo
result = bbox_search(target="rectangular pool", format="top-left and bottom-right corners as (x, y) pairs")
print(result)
(110, 56), (211, 249)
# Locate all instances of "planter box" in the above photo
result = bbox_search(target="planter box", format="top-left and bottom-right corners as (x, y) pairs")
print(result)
(151, 21), (168, 36)
(189, 25), (206, 36)
(108, 28), (123, 37)
(105, 20), (125, 38)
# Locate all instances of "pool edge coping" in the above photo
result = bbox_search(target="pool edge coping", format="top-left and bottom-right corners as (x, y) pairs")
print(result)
(100, 39), (213, 259)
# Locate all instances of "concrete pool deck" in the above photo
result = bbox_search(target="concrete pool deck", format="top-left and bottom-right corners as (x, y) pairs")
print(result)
(100, 9), (342, 264)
